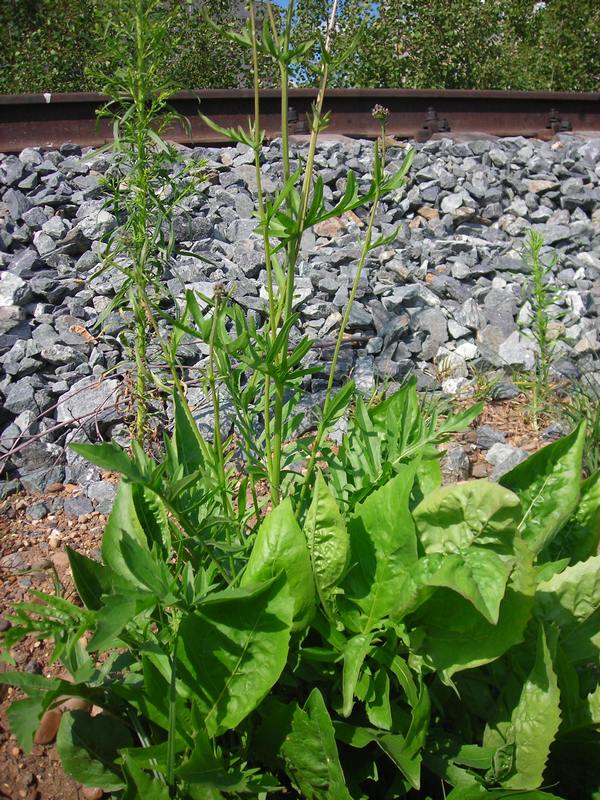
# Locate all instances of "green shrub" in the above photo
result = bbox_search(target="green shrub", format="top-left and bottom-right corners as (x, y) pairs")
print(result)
(1, 398), (597, 798)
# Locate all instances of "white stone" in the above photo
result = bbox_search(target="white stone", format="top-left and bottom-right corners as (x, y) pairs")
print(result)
(0, 272), (26, 307)
(498, 331), (535, 370)
(455, 341), (478, 360)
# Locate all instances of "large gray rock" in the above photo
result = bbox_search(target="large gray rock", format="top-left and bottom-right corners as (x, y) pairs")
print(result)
(56, 376), (121, 429)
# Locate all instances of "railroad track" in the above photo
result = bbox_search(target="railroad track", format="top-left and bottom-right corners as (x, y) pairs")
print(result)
(1, 88), (599, 152)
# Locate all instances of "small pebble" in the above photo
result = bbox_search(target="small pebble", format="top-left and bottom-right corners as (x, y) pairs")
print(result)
(48, 529), (63, 549)
(82, 788), (104, 800)
(33, 709), (62, 745)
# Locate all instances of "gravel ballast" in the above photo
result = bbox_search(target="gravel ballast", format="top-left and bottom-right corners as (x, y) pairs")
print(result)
(1, 133), (599, 498)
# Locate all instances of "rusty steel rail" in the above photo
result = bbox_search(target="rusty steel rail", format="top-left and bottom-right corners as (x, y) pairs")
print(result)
(1, 88), (600, 152)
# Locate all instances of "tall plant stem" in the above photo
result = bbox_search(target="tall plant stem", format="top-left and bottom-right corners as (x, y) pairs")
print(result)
(299, 119), (386, 508)
(249, 2), (276, 497)
(279, 0), (339, 328)
(268, 0), (339, 504)
(299, 194), (380, 508)
(133, 299), (150, 442)
(207, 297), (229, 513)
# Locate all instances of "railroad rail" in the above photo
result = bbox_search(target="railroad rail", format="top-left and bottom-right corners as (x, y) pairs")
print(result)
(1, 88), (600, 152)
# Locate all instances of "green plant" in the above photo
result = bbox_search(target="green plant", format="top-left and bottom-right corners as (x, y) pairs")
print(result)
(88, 0), (205, 444)
(519, 228), (562, 430)
(561, 372), (600, 476)
(2, 2), (599, 798)
(1, 410), (598, 798)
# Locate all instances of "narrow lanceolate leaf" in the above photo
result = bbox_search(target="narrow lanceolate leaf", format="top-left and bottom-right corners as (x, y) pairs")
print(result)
(304, 472), (349, 618)
(281, 689), (352, 800)
(70, 441), (143, 483)
(376, 680), (430, 790)
(342, 634), (374, 717)
(342, 466), (418, 633)
(500, 422), (586, 554)
(504, 626), (561, 790)
(241, 497), (315, 631)
(66, 548), (112, 611)
(535, 554), (600, 663)
(176, 576), (293, 737)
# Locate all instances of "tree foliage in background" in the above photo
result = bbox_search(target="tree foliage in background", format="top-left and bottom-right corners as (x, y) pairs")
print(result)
(290, 0), (600, 91)
(1, 0), (600, 93)
(0, 0), (257, 93)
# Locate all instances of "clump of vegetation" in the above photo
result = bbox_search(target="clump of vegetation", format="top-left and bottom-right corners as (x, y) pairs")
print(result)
(519, 228), (563, 430)
(1, 2), (599, 799)
(89, 0), (206, 443)
(3, 0), (600, 93)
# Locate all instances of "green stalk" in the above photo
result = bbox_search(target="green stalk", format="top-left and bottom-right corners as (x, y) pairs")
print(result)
(268, 0), (339, 504)
(299, 198), (380, 507)
(249, 2), (276, 498)
(281, 0), (340, 326)
(133, 298), (149, 442)
(299, 117), (386, 507)
(166, 629), (179, 795)
(207, 295), (236, 577)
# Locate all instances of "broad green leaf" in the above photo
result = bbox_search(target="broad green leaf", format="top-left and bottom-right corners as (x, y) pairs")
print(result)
(176, 577), (293, 737)
(365, 668), (392, 730)
(7, 695), (45, 753)
(545, 471), (600, 564)
(304, 471), (349, 618)
(342, 633), (374, 717)
(281, 688), (352, 800)
(535, 555), (600, 662)
(66, 548), (112, 610)
(341, 466), (418, 632)
(413, 480), (521, 556)
(504, 627), (562, 789)
(241, 497), (315, 631)
(56, 710), (133, 790)
(88, 593), (153, 651)
(414, 457), (442, 498)
(176, 730), (251, 791)
(536, 554), (600, 627)
(446, 787), (564, 799)
(136, 657), (192, 742)
(417, 549), (512, 624)
(500, 422), (586, 554)
(411, 553), (535, 680)
(123, 753), (170, 800)
(101, 482), (149, 588)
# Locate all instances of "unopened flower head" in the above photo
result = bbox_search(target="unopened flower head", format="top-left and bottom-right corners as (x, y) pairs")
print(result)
(371, 104), (390, 123)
